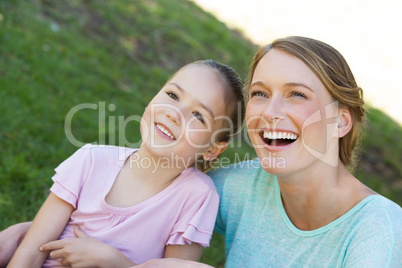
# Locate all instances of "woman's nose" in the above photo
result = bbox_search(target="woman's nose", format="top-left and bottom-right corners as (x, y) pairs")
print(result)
(262, 96), (285, 124)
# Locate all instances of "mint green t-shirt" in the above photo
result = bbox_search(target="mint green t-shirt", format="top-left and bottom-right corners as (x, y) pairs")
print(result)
(208, 159), (402, 267)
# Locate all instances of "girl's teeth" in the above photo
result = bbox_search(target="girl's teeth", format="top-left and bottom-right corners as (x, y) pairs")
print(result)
(157, 124), (174, 139)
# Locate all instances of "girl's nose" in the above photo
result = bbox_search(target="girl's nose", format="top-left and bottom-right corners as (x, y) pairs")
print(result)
(166, 107), (182, 126)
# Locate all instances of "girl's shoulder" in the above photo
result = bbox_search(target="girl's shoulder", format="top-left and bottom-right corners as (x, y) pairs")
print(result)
(76, 144), (136, 163)
(83, 144), (134, 154)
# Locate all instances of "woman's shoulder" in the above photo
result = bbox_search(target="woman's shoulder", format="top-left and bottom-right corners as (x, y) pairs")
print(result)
(353, 195), (402, 234)
(207, 159), (277, 202)
(208, 159), (275, 184)
(208, 158), (264, 178)
(343, 195), (402, 266)
(366, 195), (402, 221)
(361, 195), (402, 214)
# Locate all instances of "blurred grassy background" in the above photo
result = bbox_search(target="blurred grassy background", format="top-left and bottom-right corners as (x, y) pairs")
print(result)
(194, 0), (402, 124)
(0, 1), (401, 266)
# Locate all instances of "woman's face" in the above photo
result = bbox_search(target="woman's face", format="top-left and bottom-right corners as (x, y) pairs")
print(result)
(246, 49), (340, 176)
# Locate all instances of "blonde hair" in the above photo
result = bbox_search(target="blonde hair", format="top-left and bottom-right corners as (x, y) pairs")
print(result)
(247, 36), (366, 169)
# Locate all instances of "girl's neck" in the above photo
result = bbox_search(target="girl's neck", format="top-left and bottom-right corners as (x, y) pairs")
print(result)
(277, 162), (375, 231)
(104, 147), (191, 208)
(127, 147), (190, 186)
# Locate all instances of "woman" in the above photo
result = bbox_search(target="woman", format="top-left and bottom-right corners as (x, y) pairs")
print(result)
(205, 36), (402, 267)
(1, 36), (401, 267)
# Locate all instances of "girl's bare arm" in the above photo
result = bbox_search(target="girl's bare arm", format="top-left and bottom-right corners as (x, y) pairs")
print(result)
(164, 243), (204, 262)
(8, 193), (74, 267)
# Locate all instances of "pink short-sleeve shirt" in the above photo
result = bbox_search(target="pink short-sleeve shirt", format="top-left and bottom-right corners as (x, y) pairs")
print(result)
(44, 144), (219, 266)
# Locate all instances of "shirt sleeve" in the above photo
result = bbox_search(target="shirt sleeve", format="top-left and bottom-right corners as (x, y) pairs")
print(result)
(343, 201), (402, 268)
(166, 187), (219, 248)
(50, 144), (93, 208)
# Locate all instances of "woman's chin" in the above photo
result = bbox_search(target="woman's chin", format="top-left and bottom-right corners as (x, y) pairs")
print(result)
(258, 156), (287, 174)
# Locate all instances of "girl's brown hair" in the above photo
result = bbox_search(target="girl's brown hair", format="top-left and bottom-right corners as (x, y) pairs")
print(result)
(184, 60), (245, 172)
(247, 36), (366, 169)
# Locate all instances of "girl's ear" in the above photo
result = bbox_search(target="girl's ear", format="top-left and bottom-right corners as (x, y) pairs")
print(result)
(203, 142), (228, 161)
(337, 108), (353, 138)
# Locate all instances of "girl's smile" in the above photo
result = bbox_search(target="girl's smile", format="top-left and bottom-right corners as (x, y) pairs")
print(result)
(155, 123), (176, 141)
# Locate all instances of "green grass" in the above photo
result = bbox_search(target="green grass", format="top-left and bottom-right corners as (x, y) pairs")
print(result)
(0, 0), (401, 266)
(356, 107), (402, 203)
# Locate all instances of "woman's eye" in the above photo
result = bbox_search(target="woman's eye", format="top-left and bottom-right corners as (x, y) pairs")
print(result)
(250, 91), (267, 98)
(167, 92), (178, 101)
(193, 112), (205, 124)
(290, 91), (307, 98)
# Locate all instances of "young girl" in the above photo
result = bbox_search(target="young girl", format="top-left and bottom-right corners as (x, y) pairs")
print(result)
(7, 59), (245, 267)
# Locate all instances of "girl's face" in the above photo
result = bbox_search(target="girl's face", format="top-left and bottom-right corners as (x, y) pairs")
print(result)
(246, 49), (340, 176)
(140, 64), (228, 166)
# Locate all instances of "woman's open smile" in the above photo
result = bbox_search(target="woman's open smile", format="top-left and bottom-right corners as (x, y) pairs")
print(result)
(259, 128), (299, 147)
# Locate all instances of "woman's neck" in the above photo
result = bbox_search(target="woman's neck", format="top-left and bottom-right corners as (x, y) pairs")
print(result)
(277, 162), (375, 231)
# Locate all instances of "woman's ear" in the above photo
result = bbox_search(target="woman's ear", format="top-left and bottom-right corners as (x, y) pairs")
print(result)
(203, 142), (228, 161)
(337, 108), (353, 138)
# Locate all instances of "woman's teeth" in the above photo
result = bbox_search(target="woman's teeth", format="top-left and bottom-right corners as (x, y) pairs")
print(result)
(263, 131), (298, 140)
(156, 124), (175, 140)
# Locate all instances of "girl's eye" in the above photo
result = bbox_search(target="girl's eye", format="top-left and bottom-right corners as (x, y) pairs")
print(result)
(290, 91), (307, 98)
(167, 92), (178, 101)
(250, 91), (267, 98)
(193, 112), (205, 124)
